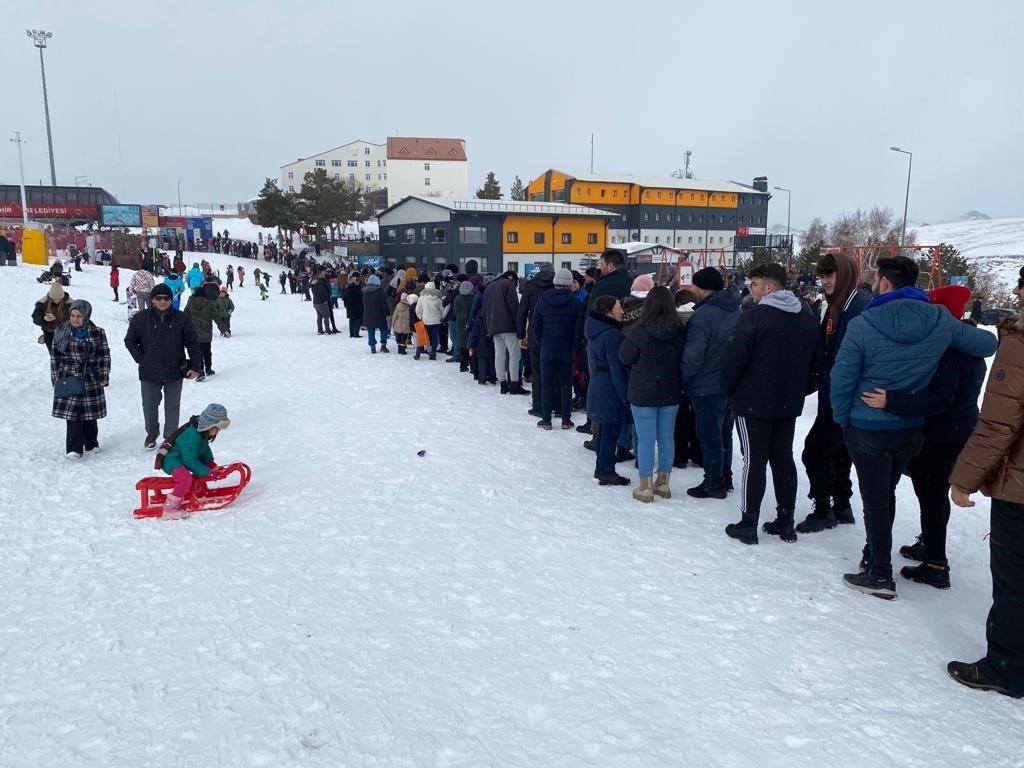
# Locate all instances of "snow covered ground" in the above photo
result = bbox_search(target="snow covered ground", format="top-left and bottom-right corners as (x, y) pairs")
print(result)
(914, 217), (1024, 290)
(0, 254), (1021, 767)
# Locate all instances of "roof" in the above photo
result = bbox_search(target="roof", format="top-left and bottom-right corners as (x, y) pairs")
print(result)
(281, 139), (384, 167)
(562, 171), (767, 196)
(386, 137), (467, 161)
(380, 196), (619, 219)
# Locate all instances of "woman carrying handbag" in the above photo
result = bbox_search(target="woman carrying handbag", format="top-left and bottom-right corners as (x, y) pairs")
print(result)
(51, 299), (111, 458)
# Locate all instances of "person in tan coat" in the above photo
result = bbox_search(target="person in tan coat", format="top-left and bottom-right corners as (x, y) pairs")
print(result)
(948, 272), (1024, 698)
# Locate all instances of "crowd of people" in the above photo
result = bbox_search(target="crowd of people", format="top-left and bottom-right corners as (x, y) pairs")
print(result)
(28, 242), (1024, 699)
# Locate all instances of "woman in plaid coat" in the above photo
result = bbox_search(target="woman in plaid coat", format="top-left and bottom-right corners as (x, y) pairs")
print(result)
(51, 299), (111, 458)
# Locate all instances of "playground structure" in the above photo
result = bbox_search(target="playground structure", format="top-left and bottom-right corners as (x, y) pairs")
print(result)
(642, 247), (728, 286)
(820, 245), (943, 290)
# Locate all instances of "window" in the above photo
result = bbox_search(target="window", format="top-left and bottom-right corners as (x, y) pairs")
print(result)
(587, 233), (598, 245)
(507, 232), (519, 244)
(364, 147), (370, 154)
(424, 163), (431, 171)
(332, 160), (342, 167)
(710, 214), (716, 223)
(534, 232), (545, 244)
(387, 228), (397, 241)
(729, 237), (734, 245)
(287, 171), (294, 179)
(459, 226), (487, 244)
(644, 212), (650, 222)
(655, 236), (660, 243)
(698, 215), (704, 223)
(561, 233), (572, 245)
(655, 212), (661, 222)
(688, 214), (693, 223)
(729, 215), (735, 224)
(315, 159), (325, 166)
(600, 189), (606, 197)
(348, 160), (358, 167)
(688, 236), (693, 244)
(507, 261), (519, 274)
(364, 174), (370, 180)
(402, 228), (416, 244)
(719, 237), (724, 244)
(349, 174), (355, 181)
(365, 161), (370, 167)
(424, 178), (431, 186)
(561, 261), (572, 270)
(378, 174), (382, 180)
(288, 185), (295, 192)
(420, 228), (427, 242)
(432, 227), (447, 243)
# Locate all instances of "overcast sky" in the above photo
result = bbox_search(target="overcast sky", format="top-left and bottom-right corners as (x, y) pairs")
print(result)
(3, 0), (1020, 228)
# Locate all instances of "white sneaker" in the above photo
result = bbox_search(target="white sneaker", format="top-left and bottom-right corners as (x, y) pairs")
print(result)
(86, 446), (101, 456)
(65, 451), (82, 460)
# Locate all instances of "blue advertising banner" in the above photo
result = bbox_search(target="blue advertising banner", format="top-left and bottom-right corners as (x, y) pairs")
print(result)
(358, 255), (382, 267)
(100, 204), (143, 227)
(186, 217), (214, 246)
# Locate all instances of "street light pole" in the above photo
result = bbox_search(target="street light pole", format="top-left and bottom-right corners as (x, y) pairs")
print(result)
(890, 146), (912, 246)
(177, 181), (182, 215)
(773, 185), (792, 267)
(26, 29), (57, 187)
(11, 132), (30, 225)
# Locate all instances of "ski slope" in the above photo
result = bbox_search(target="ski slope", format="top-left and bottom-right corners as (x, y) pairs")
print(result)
(915, 217), (1024, 290)
(0, 253), (1020, 768)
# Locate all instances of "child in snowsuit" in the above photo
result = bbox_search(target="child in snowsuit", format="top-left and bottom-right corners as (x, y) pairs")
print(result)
(158, 403), (231, 520)
(391, 293), (414, 355)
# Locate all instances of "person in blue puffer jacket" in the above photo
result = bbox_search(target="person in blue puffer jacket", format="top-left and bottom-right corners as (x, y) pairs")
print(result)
(585, 295), (632, 486)
(830, 255), (997, 601)
(532, 269), (584, 429)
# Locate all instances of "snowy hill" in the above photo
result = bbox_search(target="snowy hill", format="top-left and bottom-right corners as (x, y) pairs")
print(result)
(914, 216), (1024, 289)
(957, 210), (992, 222)
(0, 256), (1019, 767)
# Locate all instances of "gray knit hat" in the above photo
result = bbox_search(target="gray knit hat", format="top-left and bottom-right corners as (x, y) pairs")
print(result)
(196, 403), (230, 432)
(553, 268), (573, 287)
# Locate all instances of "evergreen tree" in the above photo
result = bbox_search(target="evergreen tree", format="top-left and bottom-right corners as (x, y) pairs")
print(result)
(475, 171), (502, 200)
(254, 178), (287, 229)
(509, 175), (526, 201)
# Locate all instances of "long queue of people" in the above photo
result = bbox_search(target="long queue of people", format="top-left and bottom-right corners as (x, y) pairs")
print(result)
(324, 250), (1024, 699)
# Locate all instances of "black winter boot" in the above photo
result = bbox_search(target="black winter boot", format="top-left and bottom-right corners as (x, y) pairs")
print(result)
(900, 560), (951, 589)
(795, 500), (838, 533)
(833, 501), (855, 524)
(509, 381), (530, 395)
(899, 534), (926, 562)
(725, 516), (759, 545)
(762, 508), (798, 542)
(500, 379), (509, 394)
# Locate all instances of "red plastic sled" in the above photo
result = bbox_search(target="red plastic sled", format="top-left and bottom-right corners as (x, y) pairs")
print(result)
(133, 461), (251, 519)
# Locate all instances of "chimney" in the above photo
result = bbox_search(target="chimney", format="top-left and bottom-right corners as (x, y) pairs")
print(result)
(752, 176), (768, 193)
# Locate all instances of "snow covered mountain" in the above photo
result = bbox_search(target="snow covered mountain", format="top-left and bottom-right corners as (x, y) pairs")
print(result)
(915, 216), (1024, 289)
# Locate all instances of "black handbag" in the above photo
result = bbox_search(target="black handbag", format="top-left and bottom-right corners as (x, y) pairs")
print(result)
(54, 375), (85, 397)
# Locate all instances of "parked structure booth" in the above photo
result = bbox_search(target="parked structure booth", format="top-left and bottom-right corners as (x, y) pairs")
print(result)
(377, 196), (616, 275)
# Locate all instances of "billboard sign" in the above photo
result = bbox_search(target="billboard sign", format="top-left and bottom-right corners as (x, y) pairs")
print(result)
(0, 203), (98, 219)
(141, 205), (160, 228)
(159, 215), (186, 228)
(99, 204), (143, 227)
(949, 275), (969, 286)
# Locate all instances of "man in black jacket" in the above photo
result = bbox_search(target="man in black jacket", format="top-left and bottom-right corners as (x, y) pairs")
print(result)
(720, 263), (821, 544)
(517, 264), (555, 415)
(124, 283), (201, 448)
(586, 249), (633, 312)
(310, 270), (334, 335)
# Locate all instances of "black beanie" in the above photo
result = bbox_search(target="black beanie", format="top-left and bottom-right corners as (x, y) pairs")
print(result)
(151, 283), (173, 299)
(693, 267), (724, 292)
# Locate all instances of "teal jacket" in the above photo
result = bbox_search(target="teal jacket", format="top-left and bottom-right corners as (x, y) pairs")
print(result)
(162, 425), (214, 477)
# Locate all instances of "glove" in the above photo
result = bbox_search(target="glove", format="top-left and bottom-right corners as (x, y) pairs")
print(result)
(207, 465), (225, 480)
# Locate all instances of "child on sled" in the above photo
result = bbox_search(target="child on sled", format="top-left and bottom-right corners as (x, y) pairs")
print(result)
(157, 403), (231, 519)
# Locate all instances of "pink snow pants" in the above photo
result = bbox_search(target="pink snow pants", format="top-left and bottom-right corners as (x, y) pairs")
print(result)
(171, 466), (195, 497)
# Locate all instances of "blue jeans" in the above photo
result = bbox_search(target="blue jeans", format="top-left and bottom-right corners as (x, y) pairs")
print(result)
(630, 404), (679, 477)
(367, 326), (389, 347)
(691, 393), (733, 487)
(426, 324), (440, 355)
(448, 319), (460, 357)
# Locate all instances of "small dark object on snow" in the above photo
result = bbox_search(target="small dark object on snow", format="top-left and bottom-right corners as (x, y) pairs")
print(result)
(417, 450), (426, 457)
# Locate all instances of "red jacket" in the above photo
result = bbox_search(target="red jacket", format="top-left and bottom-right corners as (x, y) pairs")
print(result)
(110, 267), (120, 287)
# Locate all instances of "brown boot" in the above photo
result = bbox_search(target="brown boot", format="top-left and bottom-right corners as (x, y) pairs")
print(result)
(632, 476), (654, 503)
(654, 471), (671, 498)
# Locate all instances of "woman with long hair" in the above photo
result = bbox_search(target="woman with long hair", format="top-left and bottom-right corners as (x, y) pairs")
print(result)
(618, 286), (685, 502)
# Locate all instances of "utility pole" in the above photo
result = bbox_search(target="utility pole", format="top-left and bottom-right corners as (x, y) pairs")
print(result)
(26, 29), (57, 186)
(11, 132), (30, 224)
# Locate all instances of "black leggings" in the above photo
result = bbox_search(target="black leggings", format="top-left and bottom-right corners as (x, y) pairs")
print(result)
(907, 439), (964, 563)
(735, 415), (798, 520)
(66, 419), (98, 455)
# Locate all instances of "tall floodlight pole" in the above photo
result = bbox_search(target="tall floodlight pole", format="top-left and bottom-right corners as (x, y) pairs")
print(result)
(11, 132), (30, 224)
(26, 29), (57, 187)
(890, 146), (912, 246)
(177, 181), (182, 215)
(773, 185), (792, 266)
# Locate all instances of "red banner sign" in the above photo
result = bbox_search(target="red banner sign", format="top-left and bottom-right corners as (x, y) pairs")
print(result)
(158, 216), (186, 228)
(0, 203), (99, 219)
